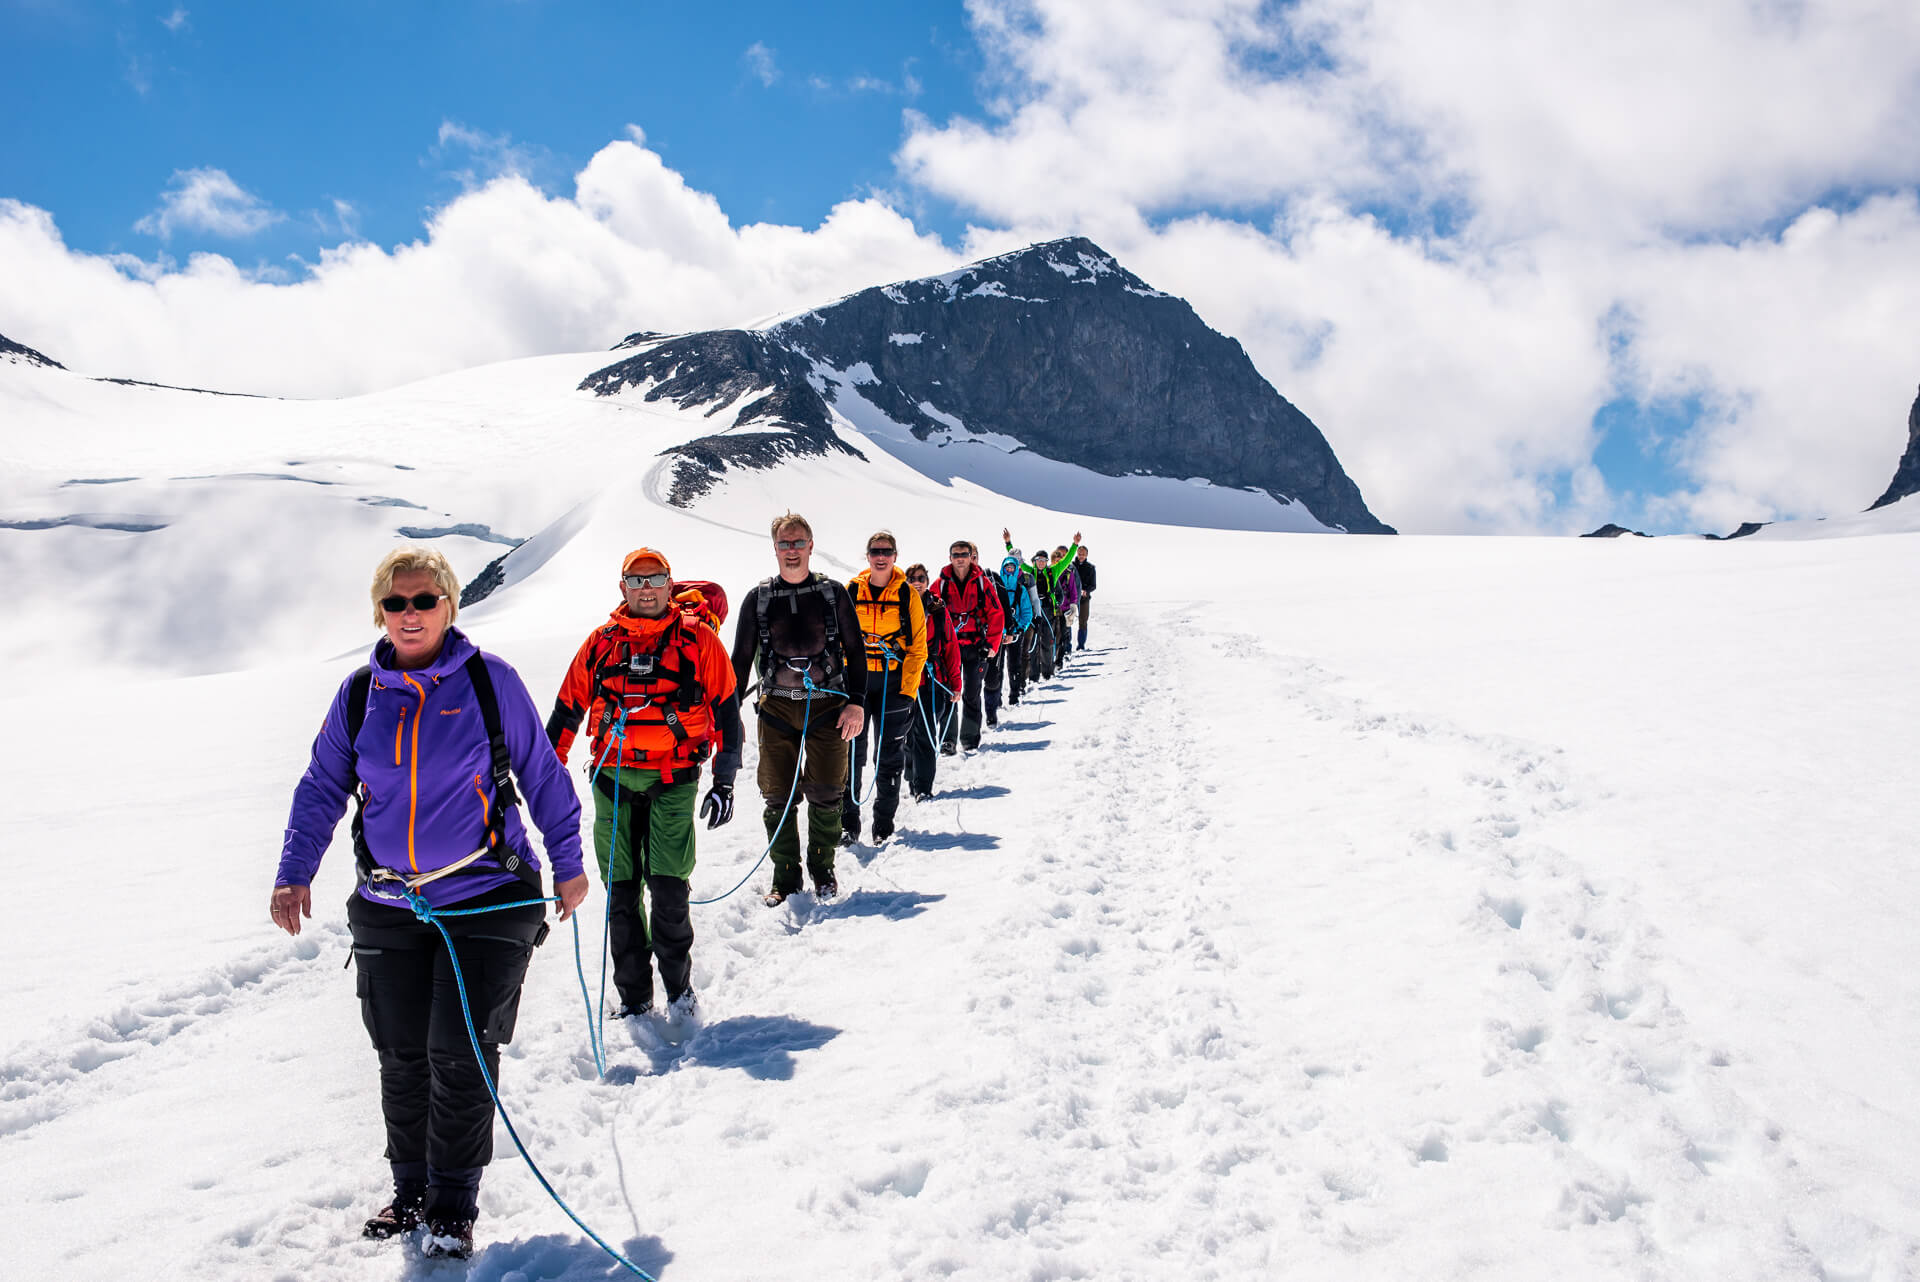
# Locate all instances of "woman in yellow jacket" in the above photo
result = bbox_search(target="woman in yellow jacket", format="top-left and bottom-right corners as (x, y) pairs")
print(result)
(841, 529), (926, 845)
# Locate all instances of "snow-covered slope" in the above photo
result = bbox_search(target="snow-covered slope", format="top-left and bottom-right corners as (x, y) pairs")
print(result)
(2, 350), (1918, 1280)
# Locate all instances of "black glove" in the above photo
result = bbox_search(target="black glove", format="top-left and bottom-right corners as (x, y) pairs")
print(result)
(699, 782), (734, 829)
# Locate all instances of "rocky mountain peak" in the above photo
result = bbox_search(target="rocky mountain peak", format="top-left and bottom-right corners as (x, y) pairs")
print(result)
(579, 238), (1392, 532)
(1867, 384), (1920, 510)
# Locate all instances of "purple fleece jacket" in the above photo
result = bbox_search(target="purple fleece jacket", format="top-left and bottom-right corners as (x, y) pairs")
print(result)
(278, 627), (585, 907)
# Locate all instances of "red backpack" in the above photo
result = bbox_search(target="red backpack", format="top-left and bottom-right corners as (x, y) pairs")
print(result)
(671, 579), (729, 634)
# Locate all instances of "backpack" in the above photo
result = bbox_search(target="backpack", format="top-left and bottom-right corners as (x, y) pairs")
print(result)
(671, 579), (729, 633)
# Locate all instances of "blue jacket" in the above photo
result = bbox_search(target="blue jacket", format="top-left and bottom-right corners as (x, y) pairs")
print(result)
(997, 557), (1036, 633)
(278, 627), (586, 907)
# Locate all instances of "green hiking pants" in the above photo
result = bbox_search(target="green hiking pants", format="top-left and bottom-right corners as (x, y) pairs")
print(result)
(591, 767), (698, 882)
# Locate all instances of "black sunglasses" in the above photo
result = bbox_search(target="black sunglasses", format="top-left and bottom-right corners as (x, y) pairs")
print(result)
(775, 538), (810, 550)
(867, 546), (896, 557)
(907, 575), (929, 586)
(380, 593), (445, 613)
(623, 572), (671, 589)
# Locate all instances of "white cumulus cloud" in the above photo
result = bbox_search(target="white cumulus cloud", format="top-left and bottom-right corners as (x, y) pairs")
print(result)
(0, 134), (958, 399)
(134, 168), (285, 240)
(899, 0), (1920, 531)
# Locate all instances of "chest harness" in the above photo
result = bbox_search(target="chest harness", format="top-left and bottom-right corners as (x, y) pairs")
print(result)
(587, 616), (712, 778)
(854, 576), (915, 670)
(755, 574), (848, 701)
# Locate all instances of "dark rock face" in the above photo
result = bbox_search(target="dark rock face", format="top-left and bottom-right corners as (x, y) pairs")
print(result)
(1868, 385), (1920, 510)
(580, 238), (1390, 532)
(1582, 524), (1651, 538)
(775, 238), (1391, 534)
(1, 333), (64, 370)
(580, 329), (862, 505)
(1704, 521), (1770, 541)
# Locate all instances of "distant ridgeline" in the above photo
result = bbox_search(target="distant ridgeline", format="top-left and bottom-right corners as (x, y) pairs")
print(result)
(580, 238), (1395, 534)
(1, 333), (66, 370)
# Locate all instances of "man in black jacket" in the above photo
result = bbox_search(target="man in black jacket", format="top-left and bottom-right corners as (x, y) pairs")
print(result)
(729, 512), (869, 904)
(1074, 545), (1096, 651)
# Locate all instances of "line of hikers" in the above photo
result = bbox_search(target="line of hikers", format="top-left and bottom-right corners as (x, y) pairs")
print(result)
(270, 511), (1098, 1258)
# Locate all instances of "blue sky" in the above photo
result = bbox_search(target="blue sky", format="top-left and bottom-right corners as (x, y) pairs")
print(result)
(1, 0), (979, 261)
(4, 0), (1916, 536)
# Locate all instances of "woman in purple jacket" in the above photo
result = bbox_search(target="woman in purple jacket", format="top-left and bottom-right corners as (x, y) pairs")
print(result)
(271, 548), (589, 1259)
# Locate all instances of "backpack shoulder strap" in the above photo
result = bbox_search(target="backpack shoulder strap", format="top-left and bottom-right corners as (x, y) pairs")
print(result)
(462, 652), (518, 810)
(345, 665), (373, 753)
(462, 652), (544, 893)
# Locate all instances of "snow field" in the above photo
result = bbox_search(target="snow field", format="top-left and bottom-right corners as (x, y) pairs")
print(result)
(4, 346), (1918, 1279)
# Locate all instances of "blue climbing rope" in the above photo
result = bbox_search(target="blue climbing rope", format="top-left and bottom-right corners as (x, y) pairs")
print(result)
(388, 885), (660, 1282)
(581, 714), (631, 1080)
(849, 649), (895, 808)
(689, 680), (814, 906)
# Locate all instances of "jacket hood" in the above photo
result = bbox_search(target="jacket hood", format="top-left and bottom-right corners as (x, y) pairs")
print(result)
(369, 625), (478, 681)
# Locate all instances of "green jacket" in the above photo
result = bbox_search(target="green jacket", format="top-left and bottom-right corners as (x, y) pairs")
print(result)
(1009, 538), (1079, 604)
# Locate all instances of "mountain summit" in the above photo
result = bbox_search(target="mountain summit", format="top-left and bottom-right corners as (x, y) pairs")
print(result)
(581, 238), (1393, 533)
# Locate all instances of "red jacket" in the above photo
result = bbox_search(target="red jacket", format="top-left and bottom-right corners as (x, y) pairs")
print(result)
(935, 564), (1004, 655)
(920, 591), (963, 693)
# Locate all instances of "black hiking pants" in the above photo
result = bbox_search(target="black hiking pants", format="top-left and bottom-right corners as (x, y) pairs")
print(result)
(944, 649), (988, 751)
(1030, 615), (1055, 681)
(606, 876), (692, 1011)
(907, 678), (946, 797)
(348, 884), (544, 1221)
(986, 630), (1027, 713)
(845, 688), (914, 834)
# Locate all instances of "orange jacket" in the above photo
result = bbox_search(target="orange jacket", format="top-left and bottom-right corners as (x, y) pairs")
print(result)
(549, 606), (739, 775)
(846, 569), (928, 699)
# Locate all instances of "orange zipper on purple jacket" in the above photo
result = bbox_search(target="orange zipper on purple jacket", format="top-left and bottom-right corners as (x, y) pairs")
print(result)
(402, 673), (426, 871)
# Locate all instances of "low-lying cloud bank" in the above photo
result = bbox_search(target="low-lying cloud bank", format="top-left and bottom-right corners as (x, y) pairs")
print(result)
(5, 1), (1919, 535)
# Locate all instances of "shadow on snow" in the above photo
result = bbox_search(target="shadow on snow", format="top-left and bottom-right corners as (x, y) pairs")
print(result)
(683, 1014), (841, 1081)
(413, 1231), (672, 1280)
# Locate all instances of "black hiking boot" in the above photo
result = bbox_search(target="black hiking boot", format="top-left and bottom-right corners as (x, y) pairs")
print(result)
(362, 1196), (424, 1240)
(872, 821), (893, 843)
(421, 1218), (474, 1259)
(764, 886), (793, 907)
(814, 875), (839, 900)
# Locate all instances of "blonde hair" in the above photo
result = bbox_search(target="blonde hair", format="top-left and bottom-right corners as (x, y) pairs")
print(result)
(371, 546), (461, 627)
(770, 511), (813, 541)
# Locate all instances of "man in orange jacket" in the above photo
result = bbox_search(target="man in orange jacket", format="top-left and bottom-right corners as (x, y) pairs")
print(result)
(547, 548), (742, 1022)
(841, 529), (927, 845)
